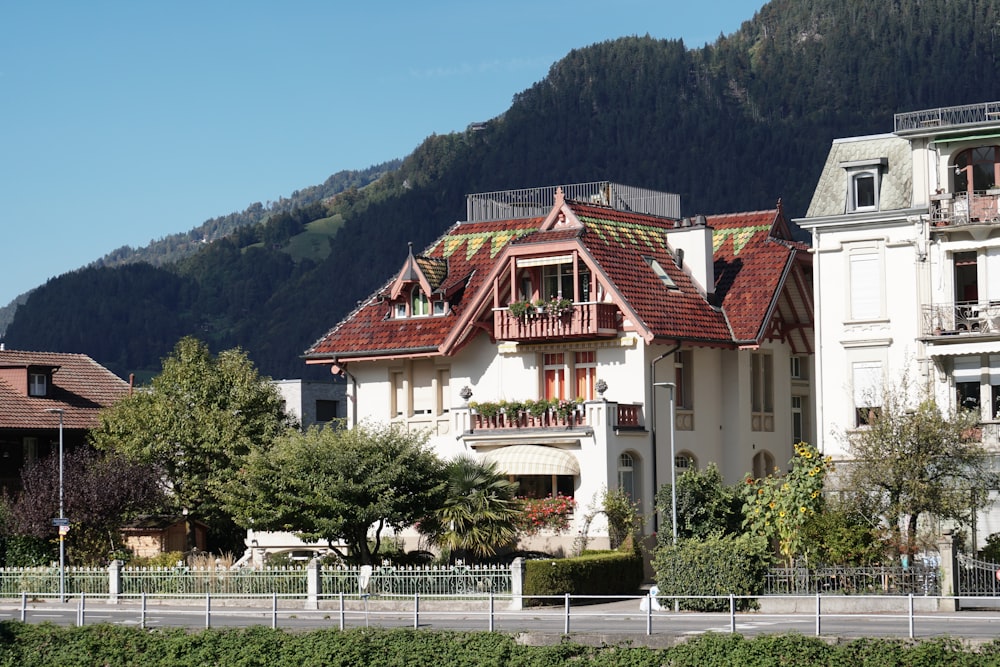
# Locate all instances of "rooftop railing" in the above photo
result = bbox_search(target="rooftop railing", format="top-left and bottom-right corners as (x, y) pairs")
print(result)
(895, 101), (1000, 132)
(466, 181), (680, 223)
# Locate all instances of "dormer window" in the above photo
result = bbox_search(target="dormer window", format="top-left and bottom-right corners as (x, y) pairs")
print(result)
(393, 287), (447, 319)
(411, 288), (430, 317)
(841, 158), (887, 213)
(29, 372), (47, 397)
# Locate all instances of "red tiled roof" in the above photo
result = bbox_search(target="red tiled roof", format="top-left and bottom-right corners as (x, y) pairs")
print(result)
(709, 210), (795, 342)
(306, 201), (807, 360)
(0, 350), (130, 430)
(306, 218), (543, 359)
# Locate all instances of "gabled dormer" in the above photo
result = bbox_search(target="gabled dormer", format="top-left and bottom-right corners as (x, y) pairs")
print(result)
(387, 242), (451, 319)
(0, 363), (58, 398)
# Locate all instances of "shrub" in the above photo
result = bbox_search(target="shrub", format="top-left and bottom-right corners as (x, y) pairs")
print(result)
(516, 495), (576, 536)
(653, 532), (771, 611)
(524, 549), (642, 603)
(3, 536), (53, 567)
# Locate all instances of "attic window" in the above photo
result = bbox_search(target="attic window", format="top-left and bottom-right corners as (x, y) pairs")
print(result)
(29, 372), (47, 397)
(841, 158), (887, 213)
(393, 287), (447, 319)
(643, 256), (678, 290)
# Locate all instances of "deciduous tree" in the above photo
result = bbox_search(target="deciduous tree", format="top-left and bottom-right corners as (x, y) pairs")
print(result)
(220, 422), (446, 565)
(91, 337), (292, 552)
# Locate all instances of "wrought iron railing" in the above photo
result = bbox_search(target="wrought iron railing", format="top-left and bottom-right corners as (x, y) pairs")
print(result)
(121, 566), (308, 597)
(921, 301), (1000, 337)
(895, 101), (1000, 132)
(931, 191), (1000, 227)
(764, 564), (939, 596)
(324, 564), (511, 597)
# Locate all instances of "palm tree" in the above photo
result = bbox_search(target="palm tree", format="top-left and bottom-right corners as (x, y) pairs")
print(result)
(421, 456), (521, 562)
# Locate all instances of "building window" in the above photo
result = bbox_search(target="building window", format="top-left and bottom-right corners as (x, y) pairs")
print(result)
(751, 351), (774, 431)
(618, 452), (637, 501)
(315, 400), (339, 423)
(573, 351), (597, 400)
(394, 302), (407, 318)
(390, 363), (450, 419)
(790, 356), (805, 380)
(791, 395), (805, 444)
(411, 288), (430, 317)
(850, 171), (878, 211)
(515, 474), (575, 500)
(853, 360), (883, 427)
(752, 450), (775, 479)
(848, 250), (882, 321)
(675, 351), (693, 409)
(675, 450), (697, 471)
(543, 353), (566, 401)
(28, 373), (47, 397)
(432, 300), (447, 315)
(542, 263), (590, 302)
(954, 146), (1000, 195)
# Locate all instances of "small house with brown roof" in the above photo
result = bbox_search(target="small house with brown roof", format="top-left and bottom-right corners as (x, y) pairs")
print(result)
(305, 182), (814, 552)
(0, 348), (130, 494)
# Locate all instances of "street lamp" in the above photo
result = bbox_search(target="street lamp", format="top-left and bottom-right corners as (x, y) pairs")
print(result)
(45, 408), (65, 602)
(653, 382), (677, 544)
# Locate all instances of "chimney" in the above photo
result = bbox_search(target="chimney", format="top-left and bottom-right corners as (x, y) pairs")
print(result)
(667, 216), (715, 299)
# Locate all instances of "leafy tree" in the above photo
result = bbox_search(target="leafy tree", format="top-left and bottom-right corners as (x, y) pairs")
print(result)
(656, 462), (744, 543)
(418, 456), (520, 562)
(6, 448), (164, 565)
(91, 337), (292, 552)
(220, 422), (446, 565)
(742, 442), (832, 567)
(602, 487), (644, 550)
(843, 388), (995, 560)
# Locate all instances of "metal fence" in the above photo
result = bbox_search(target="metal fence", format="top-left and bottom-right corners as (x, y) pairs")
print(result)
(764, 565), (940, 596)
(0, 567), (107, 597)
(0, 564), (511, 600)
(322, 564), (511, 597)
(121, 567), (309, 597)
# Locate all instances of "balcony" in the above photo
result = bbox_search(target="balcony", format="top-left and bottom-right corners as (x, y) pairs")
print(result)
(922, 302), (1000, 338)
(931, 191), (1000, 229)
(493, 302), (619, 342)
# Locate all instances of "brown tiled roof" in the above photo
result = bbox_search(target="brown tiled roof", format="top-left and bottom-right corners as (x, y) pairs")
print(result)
(0, 350), (130, 430)
(709, 210), (795, 342)
(306, 202), (806, 360)
(306, 218), (542, 359)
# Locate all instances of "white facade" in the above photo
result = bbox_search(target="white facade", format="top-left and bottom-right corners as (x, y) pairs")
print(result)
(798, 102), (1000, 548)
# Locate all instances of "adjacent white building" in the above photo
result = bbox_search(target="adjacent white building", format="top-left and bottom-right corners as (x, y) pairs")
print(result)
(797, 101), (1000, 548)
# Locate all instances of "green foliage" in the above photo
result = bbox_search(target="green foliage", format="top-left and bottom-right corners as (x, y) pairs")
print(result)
(653, 533), (771, 611)
(656, 462), (743, 542)
(418, 456), (520, 562)
(130, 551), (186, 568)
(524, 550), (643, 601)
(91, 337), (292, 553)
(602, 487), (643, 550)
(2, 623), (1000, 666)
(3, 536), (52, 567)
(219, 421), (446, 565)
(981, 533), (1000, 563)
(844, 385), (995, 558)
(741, 442), (833, 566)
(801, 501), (886, 566)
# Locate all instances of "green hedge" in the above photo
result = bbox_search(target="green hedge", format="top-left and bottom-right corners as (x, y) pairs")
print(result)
(653, 533), (770, 611)
(524, 549), (642, 603)
(2, 624), (1000, 666)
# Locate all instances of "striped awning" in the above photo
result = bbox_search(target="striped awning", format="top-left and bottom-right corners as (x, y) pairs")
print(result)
(483, 445), (580, 476)
(927, 341), (1000, 356)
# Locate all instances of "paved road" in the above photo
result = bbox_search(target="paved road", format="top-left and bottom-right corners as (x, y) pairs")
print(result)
(4, 598), (1000, 640)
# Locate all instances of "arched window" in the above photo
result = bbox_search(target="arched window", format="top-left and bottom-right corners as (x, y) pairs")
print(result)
(752, 450), (775, 479)
(618, 451), (641, 501)
(674, 450), (697, 472)
(411, 287), (429, 316)
(954, 146), (1000, 194)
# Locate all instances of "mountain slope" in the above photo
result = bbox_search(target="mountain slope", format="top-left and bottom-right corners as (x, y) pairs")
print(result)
(6, 0), (1000, 379)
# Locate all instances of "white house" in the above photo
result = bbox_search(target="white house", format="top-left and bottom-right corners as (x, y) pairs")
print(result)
(305, 182), (814, 553)
(796, 101), (1000, 549)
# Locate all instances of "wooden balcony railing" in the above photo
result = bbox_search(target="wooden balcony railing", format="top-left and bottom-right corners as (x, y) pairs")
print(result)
(492, 302), (619, 341)
(471, 410), (585, 431)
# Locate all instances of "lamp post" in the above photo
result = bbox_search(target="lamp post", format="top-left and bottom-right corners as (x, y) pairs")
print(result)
(653, 382), (677, 544)
(45, 408), (65, 602)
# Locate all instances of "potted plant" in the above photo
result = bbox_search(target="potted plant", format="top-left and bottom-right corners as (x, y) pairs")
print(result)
(546, 297), (573, 316)
(507, 300), (532, 319)
(533, 298), (547, 314)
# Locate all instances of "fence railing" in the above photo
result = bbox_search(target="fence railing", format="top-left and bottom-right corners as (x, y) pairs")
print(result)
(764, 564), (940, 596)
(0, 563), (512, 602)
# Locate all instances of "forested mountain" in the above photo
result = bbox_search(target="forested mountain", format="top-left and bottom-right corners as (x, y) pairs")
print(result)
(6, 0), (1000, 380)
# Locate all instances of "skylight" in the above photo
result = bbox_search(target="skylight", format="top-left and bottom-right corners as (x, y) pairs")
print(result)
(643, 256), (678, 290)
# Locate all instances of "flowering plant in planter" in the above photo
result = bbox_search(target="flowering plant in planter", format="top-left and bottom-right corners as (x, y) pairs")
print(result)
(516, 494), (577, 536)
(555, 397), (584, 419)
(507, 300), (533, 319)
(545, 297), (574, 316)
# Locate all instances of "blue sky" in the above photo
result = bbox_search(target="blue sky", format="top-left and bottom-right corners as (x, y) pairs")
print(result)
(0, 1), (766, 309)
